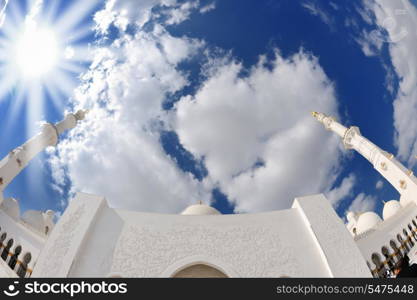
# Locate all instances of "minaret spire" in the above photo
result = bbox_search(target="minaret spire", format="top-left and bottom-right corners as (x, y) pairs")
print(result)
(0, 110), (87, 204)
(311, 111), (348, 139)
(312, 112), (417, 206)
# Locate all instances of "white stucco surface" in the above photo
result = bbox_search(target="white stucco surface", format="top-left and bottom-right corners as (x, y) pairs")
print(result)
(32, 193), (106, 277)
(28, 192), (376, 278)
(108, 207), (330, 277)
(293, 194), (371, 277)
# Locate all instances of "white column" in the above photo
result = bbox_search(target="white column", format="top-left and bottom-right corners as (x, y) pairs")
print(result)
(0, 110), (87, 204)
(312, 112), (417, 205)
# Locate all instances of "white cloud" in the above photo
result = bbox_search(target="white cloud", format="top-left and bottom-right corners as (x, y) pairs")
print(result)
(329, 2), (339, 11)
(355, 29), (383, 56)
(174, 51), (344, 212)
(365, 0), (417, 166)
(200, 2), (216, 14)
(375, 179), (383, 189)
(51, 0), (349, 215)
(356, 1), (374, 25)
(49, 19), (211, 213)
(164, 1), (199, 25)
(347, 192), (377, 213)
(94, 0), (177, 34)
(93, 0), (208, 30)
(302, 1), (334, 29)
(325, 174), (356, 208)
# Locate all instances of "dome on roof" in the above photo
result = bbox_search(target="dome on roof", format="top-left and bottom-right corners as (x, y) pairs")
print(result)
(181, 203), (221, 215)
(356, 212), (382, 234)
(382, 200), (401, 220)
(1, 198), (20, 220)
(45, 210), (54, 217)
(42, 210), (55, 234)
(346, 211), (357, 223)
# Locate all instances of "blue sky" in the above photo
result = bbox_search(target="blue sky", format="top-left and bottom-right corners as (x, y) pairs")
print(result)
(0, 0), (416, 220)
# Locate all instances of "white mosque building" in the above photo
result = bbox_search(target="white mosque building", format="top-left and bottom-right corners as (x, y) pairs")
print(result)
(0, 110), (416, 278)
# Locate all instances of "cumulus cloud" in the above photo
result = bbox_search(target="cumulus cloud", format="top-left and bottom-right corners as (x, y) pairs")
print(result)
(365, 0), (417, 166)
(375, 179), (383, 189)
(94, 0), (177, 33)
(51, 0), (348, 215)
(93, 0), (208, 32)
(174, 51), (344, 212)
(325, 174), (356, 208)
(347, 192), (377, 213)
(164, 1), (199, 25)
(49, 17), (211, 213)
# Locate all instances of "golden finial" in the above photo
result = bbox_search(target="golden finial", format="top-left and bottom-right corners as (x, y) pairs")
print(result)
(311, 111), (319, 118)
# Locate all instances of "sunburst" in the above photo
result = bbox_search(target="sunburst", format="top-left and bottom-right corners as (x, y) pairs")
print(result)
(0, 0), (100, 134)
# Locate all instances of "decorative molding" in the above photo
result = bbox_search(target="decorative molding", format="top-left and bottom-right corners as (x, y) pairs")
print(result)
(110, 223), (303, 277)
(32, 203), (85, 276)
(32, 193), (106, 277)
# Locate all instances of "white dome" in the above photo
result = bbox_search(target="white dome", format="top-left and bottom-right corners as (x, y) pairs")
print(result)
(356, 212), (382, 234)
(43, 210), (55, 223)
(43, 210), (55, 233)
(382, 200), (401, 220)
(45, 209), (54, 217)
(346, 211), (357, 223)
(400, 195), (413, 207)
(181, 203), (221, 215)
(1, 198), (20, 220)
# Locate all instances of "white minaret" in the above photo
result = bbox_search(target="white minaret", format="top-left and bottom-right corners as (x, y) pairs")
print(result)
(312, 111), (417, 206)
(0, 110), (87, 204)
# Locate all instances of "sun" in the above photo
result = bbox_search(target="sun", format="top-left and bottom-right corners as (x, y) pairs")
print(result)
(15, 26), (59, 78)
(0, 0), (100, 133)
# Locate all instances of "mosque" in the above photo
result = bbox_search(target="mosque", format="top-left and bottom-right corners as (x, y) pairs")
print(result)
(0, 110), (416, 278)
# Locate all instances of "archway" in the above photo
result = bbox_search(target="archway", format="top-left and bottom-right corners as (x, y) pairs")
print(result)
(172, 264), (228, 278)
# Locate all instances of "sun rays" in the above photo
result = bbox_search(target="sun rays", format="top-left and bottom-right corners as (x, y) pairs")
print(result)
(0, 0), (100, 134)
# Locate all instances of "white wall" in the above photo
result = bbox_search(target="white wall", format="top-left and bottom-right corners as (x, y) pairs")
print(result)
(293, 194), (371, 277)
(0, 209), (45, 275)
(32, 193), (106, 277)
(32, 191), (376, 277)
(107, 207), (331, 277)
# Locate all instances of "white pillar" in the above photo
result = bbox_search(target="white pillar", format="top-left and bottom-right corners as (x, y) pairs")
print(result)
(312, 112), (417, 205)
(0, 110), (87, 204)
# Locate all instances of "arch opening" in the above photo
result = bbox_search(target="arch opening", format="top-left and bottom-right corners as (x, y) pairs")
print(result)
(172, 263), (228, 278)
